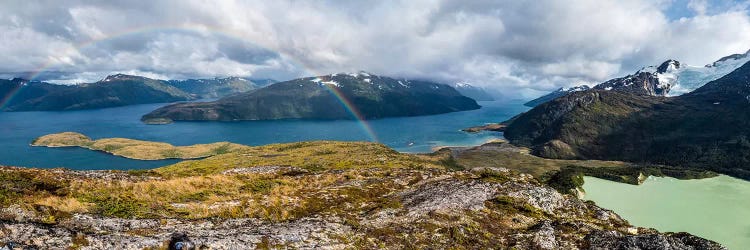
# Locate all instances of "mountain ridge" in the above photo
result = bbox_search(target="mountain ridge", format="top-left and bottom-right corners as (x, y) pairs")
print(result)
(524, 49), (750, 107)
(503, 60), (750, 180)
(1, 74), (277, 111)
(450, 82), (495, 101)
(142, 72), (481, 123)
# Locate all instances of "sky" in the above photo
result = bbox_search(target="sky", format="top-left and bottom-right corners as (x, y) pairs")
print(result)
(1, 0), (749, 98)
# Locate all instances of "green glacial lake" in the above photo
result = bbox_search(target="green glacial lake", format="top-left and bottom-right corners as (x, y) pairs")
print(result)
(583, 175), (750, 249)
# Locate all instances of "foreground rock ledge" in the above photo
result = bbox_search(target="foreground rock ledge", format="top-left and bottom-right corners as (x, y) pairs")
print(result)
(0, 166), (724, 249)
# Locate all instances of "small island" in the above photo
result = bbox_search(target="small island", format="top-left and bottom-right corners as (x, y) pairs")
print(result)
(461, 123), (506, 133)
(31, 132), (247, 160)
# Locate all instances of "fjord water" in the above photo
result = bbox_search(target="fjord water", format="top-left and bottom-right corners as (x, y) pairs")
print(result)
(583, 176), (750, 249)
(0, 100), (526, 170)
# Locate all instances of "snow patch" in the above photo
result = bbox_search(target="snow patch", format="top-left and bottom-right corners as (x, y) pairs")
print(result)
(454, 82), (472, 88)
(321, 80), (340, 87)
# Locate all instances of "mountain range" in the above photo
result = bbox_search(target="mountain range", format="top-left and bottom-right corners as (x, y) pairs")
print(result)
(503, 59), (750, 180)
(450, 82), (495, 101)
(142, 72), (481, 123)
(166, 77), (276, 99)
(524, 49), (750, 107)
(0, 75), (273, 111)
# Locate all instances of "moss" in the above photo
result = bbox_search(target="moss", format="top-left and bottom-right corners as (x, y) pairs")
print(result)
(80, 193), (148, 218)
(488, 196), (545, 219)
(475, 169), (511, 183)
(302, 162), (326, 172)
(178, 190), (213, 202)
(543, 167), (585, 194)
(313, 149), (336, 155)
(211, 143), (233, 155)
(160, 149), (182, 158)
(275, 142), (313, 152)
(440, 155), (465, 171)
(0, 170), (68, 206)
(103, 144), (124, 152)
(70, 233), (89, 249)
(240, 179), (280, 194)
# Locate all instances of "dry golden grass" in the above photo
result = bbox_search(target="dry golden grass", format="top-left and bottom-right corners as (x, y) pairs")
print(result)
(32, 132), (248, 160)
(155, 140), (439, 177)
(13, 135), (639, 224)
(34, 196), (89, 213)
(2, 138), (444, 221)
(31, 132), (92, 147)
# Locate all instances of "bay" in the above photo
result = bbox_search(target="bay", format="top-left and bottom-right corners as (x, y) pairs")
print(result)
(0, 100), (527, 170)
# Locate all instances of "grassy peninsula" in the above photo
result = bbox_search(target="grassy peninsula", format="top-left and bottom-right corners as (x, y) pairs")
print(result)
(31, 132), (248, 160)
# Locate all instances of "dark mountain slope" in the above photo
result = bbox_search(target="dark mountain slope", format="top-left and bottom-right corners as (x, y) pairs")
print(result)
(142, 72), (480, 122)
(4, 74), (193, 111)
(0, 79), (73, 110)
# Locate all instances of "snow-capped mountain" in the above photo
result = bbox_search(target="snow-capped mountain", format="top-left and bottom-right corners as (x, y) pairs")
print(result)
(166, 77), (276, 98)
(524, 84), (590, 107)
(594, 49), (750, 96)
(667, 49), (750, 96)
(450, 82), (495, 101)
(142, 71), (481, 122)
(592, 60), (679, 96)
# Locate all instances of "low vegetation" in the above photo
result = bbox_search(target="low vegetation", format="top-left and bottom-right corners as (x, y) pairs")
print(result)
(445, 141), (718, 195)
(1, 137), (725, 248)
(5, 140), (442, 221)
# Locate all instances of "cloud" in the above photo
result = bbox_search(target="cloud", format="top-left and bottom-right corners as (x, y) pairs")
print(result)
(688, 0), (709, 15)
(0, 0), (749, 98)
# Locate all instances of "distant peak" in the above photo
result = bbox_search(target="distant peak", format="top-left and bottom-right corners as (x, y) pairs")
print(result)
(333, 71), (374, 78)
(708, 49), (750, 68)
(656, 59), (681, 73)
(102, 74), (148, 82)
(453, 82), (488, 90)
(560, 84), (590, 92)
(10, 77), (29, 83)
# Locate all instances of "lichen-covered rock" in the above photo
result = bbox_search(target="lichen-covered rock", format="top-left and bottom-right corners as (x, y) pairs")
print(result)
(585, 230), (727, 250)
(400, 179), (501, 216)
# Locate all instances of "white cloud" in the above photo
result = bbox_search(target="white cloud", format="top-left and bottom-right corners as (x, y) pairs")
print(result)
(0, 0), (749, 98)
(688, 0), (709, 15)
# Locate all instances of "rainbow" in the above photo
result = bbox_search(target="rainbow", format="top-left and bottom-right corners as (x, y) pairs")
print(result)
(2, 24), (380, 142)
